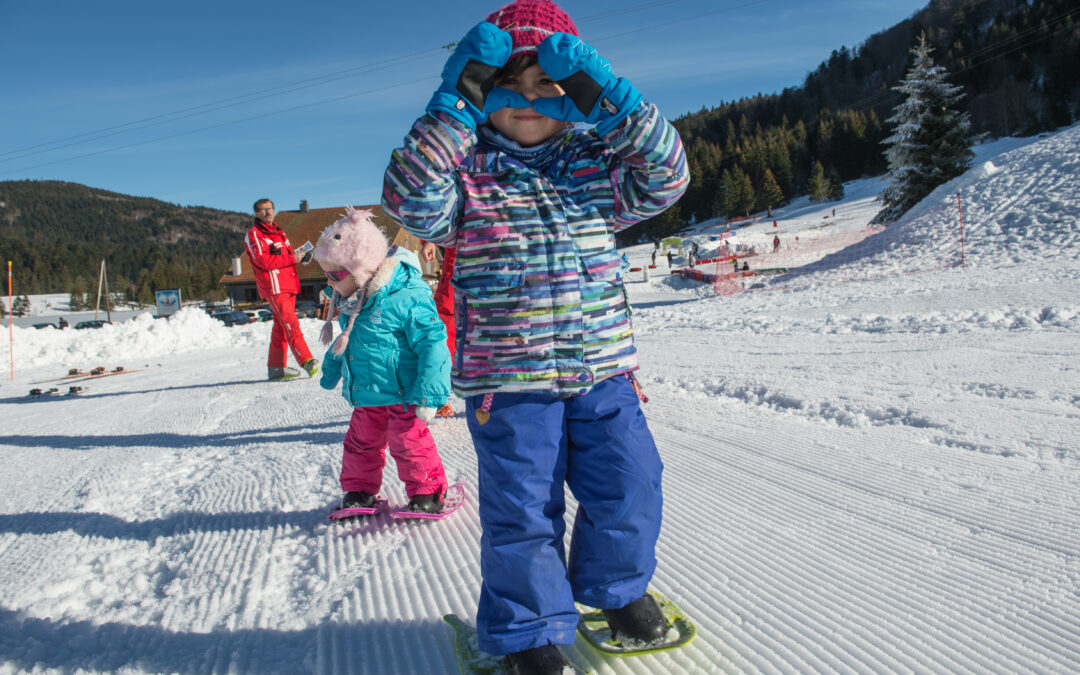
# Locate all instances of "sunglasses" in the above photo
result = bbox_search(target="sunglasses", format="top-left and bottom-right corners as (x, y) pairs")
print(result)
(324, 269), (350, 282)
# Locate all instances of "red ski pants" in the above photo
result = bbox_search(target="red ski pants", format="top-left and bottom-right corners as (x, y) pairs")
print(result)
(433, 247), (456, 360)
(266, 292), (313, 368)
(340, 405), (448, 498)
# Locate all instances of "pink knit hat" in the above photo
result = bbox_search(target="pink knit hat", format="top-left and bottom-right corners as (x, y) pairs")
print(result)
(314, 207), (388, 289)
(485, 0), (579, 56)
(314, 207), (389, 355)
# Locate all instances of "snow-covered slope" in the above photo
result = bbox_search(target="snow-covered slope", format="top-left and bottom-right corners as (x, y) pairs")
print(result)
(1, 124), (1078, 673)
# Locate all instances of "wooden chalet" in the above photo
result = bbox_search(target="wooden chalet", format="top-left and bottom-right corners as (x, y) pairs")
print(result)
(219, 202), (437, 307)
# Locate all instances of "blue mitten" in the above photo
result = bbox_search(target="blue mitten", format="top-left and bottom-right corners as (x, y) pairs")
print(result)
(531, 33), (644, 135)
(427, 22), (527, 129)
(484, 86), (530, 115)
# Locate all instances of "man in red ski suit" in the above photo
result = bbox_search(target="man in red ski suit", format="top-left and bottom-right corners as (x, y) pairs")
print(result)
(244, 198), (319, 380)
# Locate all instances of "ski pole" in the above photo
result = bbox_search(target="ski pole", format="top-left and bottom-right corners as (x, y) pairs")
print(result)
(7, 261), (13, 380)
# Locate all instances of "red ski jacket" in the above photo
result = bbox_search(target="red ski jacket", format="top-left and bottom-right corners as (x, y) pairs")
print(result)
(244, 219), (300, 298)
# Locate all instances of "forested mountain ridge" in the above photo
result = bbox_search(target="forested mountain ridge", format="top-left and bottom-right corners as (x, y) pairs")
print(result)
(627, 0), (1079, 243)
(0, 180), (249, 298)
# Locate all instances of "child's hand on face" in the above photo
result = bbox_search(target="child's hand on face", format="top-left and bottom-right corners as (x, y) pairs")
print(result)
(530, 33), (643, 135)
(487, 64), (566, 147)
(427, 22), (529, 130)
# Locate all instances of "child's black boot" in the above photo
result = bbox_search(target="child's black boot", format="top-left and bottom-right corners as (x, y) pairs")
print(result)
(603, 593), (670, 643)
(340, 491), (376, 509)
(505, 644), (570, 675)
(406, 490), (444, 514)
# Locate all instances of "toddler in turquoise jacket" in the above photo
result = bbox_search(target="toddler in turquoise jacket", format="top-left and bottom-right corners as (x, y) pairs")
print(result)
(314, 207), (451, 514)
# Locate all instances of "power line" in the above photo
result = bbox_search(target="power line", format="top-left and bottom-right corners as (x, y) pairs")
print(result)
(0, 0), (704, 166)
(1, 76), (436, 176)
(0, 49), (446, 163)
(10, 0), (1072, 176)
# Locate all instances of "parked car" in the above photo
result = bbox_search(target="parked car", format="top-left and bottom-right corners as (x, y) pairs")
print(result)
(33, 322), (56, 330)
(74, 320), (111, 330)
(295, 301), (321, 319)
(257, 309), (273, 322)
(212, 310), (254, 327)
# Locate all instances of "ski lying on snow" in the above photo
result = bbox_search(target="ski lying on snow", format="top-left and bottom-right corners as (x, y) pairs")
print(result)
(30, 366), (111, 384)
(576, 590), (696, 656)
(27, 385), (87, 397)
(65, 367), (146, 383)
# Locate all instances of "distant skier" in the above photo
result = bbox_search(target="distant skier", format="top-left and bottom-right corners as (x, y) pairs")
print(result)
(57, 317), (69, 329)
(313, 208), (451, 515)
(773, 234), (781, 252)
(380, 0), (687, 670)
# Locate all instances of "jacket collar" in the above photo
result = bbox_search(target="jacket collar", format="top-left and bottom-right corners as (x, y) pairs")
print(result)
(477, 124), (573, 170)
(337, 257), (401, 315)
(252, 218), (281, 234)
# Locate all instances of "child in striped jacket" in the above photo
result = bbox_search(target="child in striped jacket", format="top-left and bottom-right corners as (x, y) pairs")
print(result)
(381, 1), (688, 671)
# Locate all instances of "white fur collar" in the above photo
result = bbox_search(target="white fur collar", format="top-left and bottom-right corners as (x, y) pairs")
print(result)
(363, 257), (399, 296)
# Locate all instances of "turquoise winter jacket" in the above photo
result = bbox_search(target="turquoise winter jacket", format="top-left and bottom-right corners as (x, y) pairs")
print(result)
(319, 246), (450, 409)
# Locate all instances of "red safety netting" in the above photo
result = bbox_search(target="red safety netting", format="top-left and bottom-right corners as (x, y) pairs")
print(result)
(673, 199), (965, 297)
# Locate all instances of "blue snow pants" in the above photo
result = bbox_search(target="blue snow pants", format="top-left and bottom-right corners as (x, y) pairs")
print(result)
(465, 374), (664, 655)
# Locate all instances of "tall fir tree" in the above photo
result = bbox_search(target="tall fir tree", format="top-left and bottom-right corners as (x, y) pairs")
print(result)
(757, 168), (785, 215)
(879, 33), (973, 222)
(13, 295), (31, 317)
(723, 166), (756, 217)
(806, 161), (829, 203)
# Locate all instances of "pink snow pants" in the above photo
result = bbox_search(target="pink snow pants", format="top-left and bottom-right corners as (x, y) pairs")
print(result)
(340, 405), (448, 498)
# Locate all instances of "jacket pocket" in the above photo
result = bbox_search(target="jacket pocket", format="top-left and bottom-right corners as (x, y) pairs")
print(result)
(451, 259), (526, 297)
(580, 249), (623, 283)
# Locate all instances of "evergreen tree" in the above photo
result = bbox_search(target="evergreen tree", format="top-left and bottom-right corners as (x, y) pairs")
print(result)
(13, 295), (31, 317)
(879, 34), (974, 221)
(826, 167), (845, 201)
(806, 161), (829, 203)
(757, 168), (785, 214)
(69, 277), (89, 311)
(723, 166), (755, 217)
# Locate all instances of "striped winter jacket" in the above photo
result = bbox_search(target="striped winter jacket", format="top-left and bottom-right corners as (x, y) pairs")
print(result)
(382, 101), (688, 397)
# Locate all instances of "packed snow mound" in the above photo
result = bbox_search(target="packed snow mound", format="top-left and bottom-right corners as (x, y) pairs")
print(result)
(763, 122), (1080, 286)
(8, 308), (288, 369)
(909, 121), (1080, 261)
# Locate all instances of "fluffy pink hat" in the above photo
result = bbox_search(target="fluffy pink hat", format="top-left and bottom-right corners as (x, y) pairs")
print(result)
(485, 0), (578, 56)
(314, 207), (389, 355)
(314, 207), (388, 289)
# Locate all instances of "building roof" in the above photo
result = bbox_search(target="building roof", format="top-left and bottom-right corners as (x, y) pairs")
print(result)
(220, 204), (426, 286)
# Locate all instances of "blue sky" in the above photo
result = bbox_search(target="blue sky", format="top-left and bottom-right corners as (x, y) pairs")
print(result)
(0, 0), (928, 215)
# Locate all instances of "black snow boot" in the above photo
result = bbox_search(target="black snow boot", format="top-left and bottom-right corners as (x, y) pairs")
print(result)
(505, 644), (570, 675)
(603, 593), (670, 644)
(340, 491), (377, 509)
(406, 490), (444, 514)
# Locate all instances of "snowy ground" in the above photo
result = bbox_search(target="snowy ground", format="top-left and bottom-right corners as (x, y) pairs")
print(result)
(1, 124), (1078, 673)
